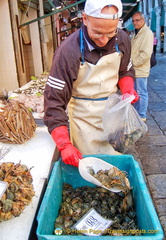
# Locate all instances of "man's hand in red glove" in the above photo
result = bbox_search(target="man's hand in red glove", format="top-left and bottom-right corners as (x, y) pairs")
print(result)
(118, 76), (139, 104)
(51, 126), (82, 167)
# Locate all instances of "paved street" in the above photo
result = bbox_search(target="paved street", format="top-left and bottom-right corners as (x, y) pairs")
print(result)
(128, 53), (166, 239)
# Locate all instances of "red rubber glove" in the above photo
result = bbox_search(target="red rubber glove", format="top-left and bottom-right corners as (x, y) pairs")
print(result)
(118, 76), (139, 103)
(51, 126), (82, 167)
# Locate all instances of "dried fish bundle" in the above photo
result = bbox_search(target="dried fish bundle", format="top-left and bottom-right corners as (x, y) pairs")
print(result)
(0, 162), (35, 222)
(54, 184), (140, 236)
(0, 100), (36, 144)
(88, 166), (130, 194)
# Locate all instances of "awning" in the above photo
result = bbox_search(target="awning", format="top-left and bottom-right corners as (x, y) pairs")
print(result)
(126, 22), (134, 31)
(19, 0), (141, 28)
(150, 9), (156, 32)
(122, 0), (140, 22)
(160, 6), (165, 26)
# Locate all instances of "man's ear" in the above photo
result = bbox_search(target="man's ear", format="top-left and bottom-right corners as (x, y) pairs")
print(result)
(82, 12), (88, 26)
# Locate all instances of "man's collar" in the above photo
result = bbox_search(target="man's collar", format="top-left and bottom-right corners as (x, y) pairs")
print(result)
(84, 36), (95, 51)
(135, 23), (146, 35)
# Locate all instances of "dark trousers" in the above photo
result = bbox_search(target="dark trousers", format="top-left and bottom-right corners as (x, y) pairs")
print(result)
(153, 45), (157, 56)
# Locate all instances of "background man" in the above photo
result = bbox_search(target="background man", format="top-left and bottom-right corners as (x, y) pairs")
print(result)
(131, 11), (153, 122)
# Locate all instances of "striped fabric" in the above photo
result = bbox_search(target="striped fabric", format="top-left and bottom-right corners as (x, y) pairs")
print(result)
(127, 59), (132, 71)
(47, 75), (65, 90)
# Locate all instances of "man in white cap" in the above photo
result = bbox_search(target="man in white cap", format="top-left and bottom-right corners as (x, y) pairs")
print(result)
(44, 0), (139, 167)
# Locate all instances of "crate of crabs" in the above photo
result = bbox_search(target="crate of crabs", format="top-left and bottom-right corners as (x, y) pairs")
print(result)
(37, 155), (164, 240)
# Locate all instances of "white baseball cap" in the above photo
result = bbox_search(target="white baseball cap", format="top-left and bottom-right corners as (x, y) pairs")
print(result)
(84, 0), (122, 19)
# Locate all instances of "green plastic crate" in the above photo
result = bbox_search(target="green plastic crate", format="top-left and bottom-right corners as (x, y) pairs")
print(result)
(36, 155), (164, 240)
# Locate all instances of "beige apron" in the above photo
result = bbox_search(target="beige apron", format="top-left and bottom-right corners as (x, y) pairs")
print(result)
(68, 52), (122, 155)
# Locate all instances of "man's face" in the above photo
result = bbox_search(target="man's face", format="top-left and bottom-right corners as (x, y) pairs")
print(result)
(83, 6), (119, 47)
(132, 13), (145, 30)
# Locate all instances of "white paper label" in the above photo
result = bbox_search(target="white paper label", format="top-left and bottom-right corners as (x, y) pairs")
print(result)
(0, 146), (12, 160)
(0, 181), (8, 199)
(73, 208), (113, 236)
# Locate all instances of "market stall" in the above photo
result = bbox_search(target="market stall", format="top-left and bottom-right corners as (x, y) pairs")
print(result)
(0, 126), (55, 240)
(0, 74), (57, 239)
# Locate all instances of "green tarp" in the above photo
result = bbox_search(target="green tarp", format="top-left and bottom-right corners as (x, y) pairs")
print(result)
(150, 9), (156, 32)
(126, 22), (135, 31)
(160, 6), (165, 26)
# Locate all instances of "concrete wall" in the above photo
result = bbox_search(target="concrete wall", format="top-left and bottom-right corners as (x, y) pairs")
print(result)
(0, 0), (19, 91)
(0, 1), (54, 92)
(45, 16), (54, 71)
(23, 44), (35, 81)
(28, 8), (43, 77)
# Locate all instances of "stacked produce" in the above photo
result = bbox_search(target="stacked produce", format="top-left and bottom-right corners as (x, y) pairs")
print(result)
(0, 162), (35, 221)
(0, 100), (36, 144)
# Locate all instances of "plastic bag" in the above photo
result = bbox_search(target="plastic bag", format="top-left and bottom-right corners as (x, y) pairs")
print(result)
(102, 93), (148, 153)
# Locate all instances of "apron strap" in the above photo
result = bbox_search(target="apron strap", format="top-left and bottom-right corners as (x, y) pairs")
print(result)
(80, 28), (84, 65)
(72, 96), (108, 101)
(80, 29), (121, 65)
(115, 36), (121, 53)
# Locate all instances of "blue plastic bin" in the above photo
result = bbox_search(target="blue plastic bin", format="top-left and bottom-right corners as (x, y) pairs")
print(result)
(36, 155), (164, 240)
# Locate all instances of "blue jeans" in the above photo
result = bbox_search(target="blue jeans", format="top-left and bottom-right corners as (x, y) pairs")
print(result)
(134, 77), (148, 119)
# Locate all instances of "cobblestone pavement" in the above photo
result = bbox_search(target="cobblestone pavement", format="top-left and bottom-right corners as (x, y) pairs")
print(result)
(127, 53), (166, 239)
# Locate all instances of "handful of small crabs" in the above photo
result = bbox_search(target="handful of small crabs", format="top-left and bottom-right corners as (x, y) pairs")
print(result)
(87, 166), (133, 213)
(87, 166), (130, 193)
(0, 162), (35, 222)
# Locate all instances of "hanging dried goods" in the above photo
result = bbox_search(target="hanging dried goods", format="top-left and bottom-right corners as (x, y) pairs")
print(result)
(0, 162), (35, 222)
(0, 100), (36, 144)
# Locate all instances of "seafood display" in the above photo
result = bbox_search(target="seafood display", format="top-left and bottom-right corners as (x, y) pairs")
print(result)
(54, 184), (139, 236)
(0, 162), (35, 222)
(12, 75), (47, 95)
(108, 128), (144, 153)
(10, 74), (48, 118)
(0, 100), (36, 144)
(13, 94), (44, 118)
(87, 166), (130, 194)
